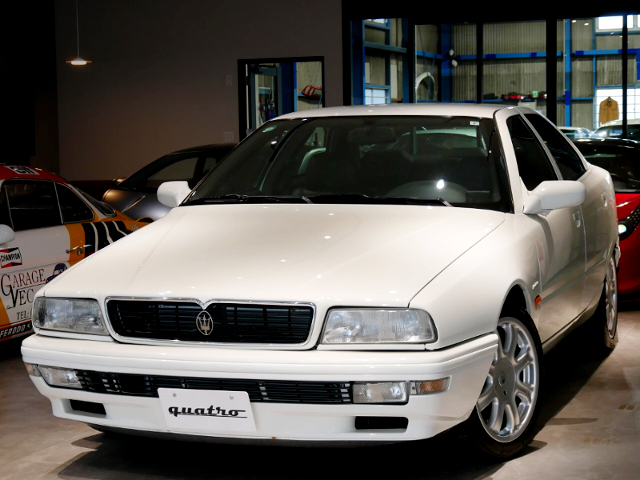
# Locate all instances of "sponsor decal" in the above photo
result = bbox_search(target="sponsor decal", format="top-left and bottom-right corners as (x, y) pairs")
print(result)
(0, 248), (22, 268)
(4, 166), (39, 175)
(46, 263), (67, 283)
(167, 405), (247, 419)
(0, 320), (32, 339)
(1, 268), (47, 310)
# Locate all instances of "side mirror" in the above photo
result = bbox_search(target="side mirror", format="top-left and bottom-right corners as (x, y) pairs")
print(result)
(523, 181), (586, 214)
(0, 225), (15, 244)
(157, 181), (191, 208)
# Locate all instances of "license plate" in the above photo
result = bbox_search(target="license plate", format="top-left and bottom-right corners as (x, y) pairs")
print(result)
(158, 389), (256, 433)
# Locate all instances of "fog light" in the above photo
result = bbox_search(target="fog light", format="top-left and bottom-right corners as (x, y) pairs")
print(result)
(411, 378), (450, 395)
(24, 363), (41, 377)
(38, 366), (82, 389)
(353, 382), (409, 404)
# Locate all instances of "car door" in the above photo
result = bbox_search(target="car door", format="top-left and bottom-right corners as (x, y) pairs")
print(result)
(495, 109), (586, 344)
(522, 112), (612, 312)
(56, 183), (139, 261)
(0, 180), (69, 340)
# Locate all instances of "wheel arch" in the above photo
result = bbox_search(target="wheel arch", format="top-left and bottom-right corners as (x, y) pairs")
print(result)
(500, 284), (532, 319)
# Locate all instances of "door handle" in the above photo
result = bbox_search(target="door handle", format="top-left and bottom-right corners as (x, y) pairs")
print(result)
(572, 212), (582, 227)
(601, 193), (608, 207)
(66, 244), (90, 255)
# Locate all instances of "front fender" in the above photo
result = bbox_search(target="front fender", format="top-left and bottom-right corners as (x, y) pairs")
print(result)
(411, 214), (540, 350)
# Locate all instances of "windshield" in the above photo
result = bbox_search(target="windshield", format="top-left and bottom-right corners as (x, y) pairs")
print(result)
(118, 146), (234, 193)
(185, 116), (512, 212)
(79, 189), (117, 217)
(575, 143), (640, 193)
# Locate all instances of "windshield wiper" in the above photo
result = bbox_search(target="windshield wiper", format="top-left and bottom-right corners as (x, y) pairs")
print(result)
(185, 194), (313, 205)
(307, 194), (450, 206)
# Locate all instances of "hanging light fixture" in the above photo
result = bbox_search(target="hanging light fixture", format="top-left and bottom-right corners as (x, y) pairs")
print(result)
(66, 0), (91, 66)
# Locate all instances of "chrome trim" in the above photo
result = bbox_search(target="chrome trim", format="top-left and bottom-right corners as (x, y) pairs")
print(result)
(103, 296), (318, 348)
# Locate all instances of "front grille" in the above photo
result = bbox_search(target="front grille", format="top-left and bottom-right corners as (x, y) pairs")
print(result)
(74, 370), (352, 404)
(106, 300), (314, 344)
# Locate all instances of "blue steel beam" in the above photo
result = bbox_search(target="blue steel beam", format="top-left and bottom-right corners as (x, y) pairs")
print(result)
(440, 23), (452, 102)
(565, 19), (571, 126)
(352, 20), (365, 105)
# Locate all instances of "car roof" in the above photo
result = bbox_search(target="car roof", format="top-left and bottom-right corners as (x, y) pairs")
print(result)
(168, 143), (236, 155)
(0, 165), (69, 183)
(574, 137), (640, 148)
(277, 103), (520, 120)
(598, 118), (640, 128)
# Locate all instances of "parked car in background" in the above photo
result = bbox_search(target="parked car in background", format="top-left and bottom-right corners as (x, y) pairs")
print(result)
(559, 126), (591, 139)
(102, 144), (235, 222)
(590, 118), (640, 141)
(574, 138), (640, 299)
(0, 165), (149, 343)
(23, 105), (618, 459)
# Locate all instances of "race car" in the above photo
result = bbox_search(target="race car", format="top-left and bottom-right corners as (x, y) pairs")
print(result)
(0, 165), (149, 343)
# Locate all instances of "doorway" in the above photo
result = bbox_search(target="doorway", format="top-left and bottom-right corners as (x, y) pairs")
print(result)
(238, 57), (325, 138)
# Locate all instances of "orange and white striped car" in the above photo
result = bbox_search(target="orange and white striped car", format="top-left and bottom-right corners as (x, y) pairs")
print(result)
(0, 165), (148, 342)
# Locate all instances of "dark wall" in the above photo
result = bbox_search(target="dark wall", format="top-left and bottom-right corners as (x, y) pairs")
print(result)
(0, 1), (59, 172)
(55, 0), (343, 181)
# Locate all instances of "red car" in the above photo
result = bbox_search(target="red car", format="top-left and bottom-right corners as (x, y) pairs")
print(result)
(574, 138), (640, 299)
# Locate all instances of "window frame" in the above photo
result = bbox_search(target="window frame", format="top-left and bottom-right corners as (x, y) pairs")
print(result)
(505, 113), (561, 192)
(2, 179), (64, 232)
(54, 183), (96, 224)
(522, 111), (589, 181)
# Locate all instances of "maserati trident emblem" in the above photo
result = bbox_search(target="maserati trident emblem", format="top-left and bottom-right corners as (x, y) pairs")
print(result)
(196, 311), (213, 336)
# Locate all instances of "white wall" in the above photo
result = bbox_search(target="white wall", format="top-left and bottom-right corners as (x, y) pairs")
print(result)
(55, 0), (343, 181)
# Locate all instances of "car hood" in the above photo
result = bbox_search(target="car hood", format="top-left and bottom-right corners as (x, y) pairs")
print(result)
(43, 204), (505, 307)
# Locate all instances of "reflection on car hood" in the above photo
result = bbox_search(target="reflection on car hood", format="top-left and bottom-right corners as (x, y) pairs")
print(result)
(43, 204), (505, 306)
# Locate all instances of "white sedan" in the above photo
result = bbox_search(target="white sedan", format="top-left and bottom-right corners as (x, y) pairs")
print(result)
(22, 104), (618, 458)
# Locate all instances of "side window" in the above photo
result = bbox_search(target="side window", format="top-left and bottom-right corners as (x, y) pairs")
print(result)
(525, 114), (587, 180)
(0, 189), (11, 227)
(4, 181), (61, 231)
(507, 115), (558, 191)
(146, 157), (198, 189)
(56, 184), (94, 223)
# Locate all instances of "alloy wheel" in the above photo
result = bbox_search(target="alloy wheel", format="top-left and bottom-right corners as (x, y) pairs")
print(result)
(476, 317), (539, 443)
(605, 257), (618, 339)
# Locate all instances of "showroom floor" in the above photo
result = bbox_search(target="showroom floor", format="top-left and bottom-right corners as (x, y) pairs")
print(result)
(1, 309), (639, 480)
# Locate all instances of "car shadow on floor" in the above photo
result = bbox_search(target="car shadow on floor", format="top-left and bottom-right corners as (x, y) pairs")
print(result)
(53, 317), (615, 480)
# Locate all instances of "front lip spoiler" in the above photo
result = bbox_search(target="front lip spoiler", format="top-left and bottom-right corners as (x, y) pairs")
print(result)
(89, 424), (401, 447)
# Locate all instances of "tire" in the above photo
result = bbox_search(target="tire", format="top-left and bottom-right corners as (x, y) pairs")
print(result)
(462, 308), (543, 459)
(588, 255), (619, 351)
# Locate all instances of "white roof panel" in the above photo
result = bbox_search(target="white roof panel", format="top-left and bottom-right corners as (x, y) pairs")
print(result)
(278, 103), (517, 120)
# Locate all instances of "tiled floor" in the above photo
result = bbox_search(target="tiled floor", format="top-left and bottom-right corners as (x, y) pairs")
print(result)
(1, 309), (639, 480)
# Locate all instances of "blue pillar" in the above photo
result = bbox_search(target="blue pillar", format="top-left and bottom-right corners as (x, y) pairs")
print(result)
(280, 62), (294, 115)
(564, 19), (572, 126)
(352, 20), (365, 105)
(402, 18), (411, 103)
(440, 23), (452, 103)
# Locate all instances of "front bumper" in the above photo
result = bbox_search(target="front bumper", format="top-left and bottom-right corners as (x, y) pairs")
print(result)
(22, 333), (498, 442)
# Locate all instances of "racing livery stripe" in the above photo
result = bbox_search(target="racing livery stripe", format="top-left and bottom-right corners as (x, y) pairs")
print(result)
(93, 222), (110, 250)
(104, 221), (126, 242)
(0, 297), (11, 328)
(64, 224), (87, 266)
(115, 221), (134, 235)
(81, 223), (97, 256)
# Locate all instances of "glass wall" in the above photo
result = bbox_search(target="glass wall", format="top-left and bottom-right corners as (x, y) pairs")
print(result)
(350, 13), (638, 139)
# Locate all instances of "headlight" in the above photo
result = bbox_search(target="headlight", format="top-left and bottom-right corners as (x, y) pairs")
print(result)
(32, 298), (109, 335)
(321, 308), (437, 344)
